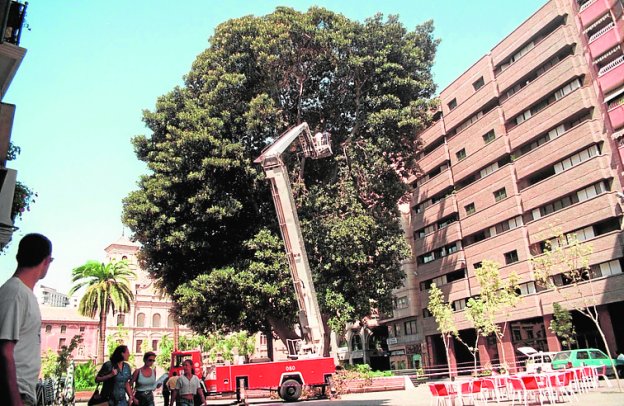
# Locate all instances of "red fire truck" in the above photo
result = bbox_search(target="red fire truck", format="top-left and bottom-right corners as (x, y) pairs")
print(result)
(170, 123), (336, 402)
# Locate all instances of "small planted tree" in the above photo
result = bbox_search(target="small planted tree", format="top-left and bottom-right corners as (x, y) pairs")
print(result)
(470, 260), (519, 372)
(549, 302), (576, 350)
(531, 232), (622, 391)
(427, 283), (457, 379)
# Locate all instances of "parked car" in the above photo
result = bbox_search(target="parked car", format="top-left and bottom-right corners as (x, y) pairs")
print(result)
(526, 352), (557, 373)
(517, 347), (557, 373)
(551, 348), (624, 375)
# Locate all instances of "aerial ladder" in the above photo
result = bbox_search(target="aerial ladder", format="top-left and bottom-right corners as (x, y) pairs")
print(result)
(254, 122), (332, 358)
(169, 123), (335, 403)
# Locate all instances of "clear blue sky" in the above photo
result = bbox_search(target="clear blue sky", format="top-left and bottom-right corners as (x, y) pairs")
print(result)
(0, 0), (546, 292)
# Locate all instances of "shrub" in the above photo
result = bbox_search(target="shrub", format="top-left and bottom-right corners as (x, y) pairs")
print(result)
(74, 362), (97, 391)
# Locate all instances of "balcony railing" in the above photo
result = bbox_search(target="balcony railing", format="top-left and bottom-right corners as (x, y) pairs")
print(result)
(579, 0), (597, 12)
(599, 55), (624, 76)
(589, 22), (614, 43)
(608, 95), (624, 110)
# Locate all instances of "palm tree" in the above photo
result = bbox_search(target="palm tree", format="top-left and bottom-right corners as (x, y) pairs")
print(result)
(69, 260), (135, 363)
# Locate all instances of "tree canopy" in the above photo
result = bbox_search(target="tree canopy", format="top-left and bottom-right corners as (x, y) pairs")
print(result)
(123, 7), (438, 342)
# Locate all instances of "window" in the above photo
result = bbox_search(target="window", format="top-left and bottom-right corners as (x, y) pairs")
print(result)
(465, 203), (476, 216)
(60, 325), (66, 334)
(152, 340), (158, 351)
(480, 162), (499, 178)
(136, 340), (143, 353)
(45, 325), (52, 333)
(494, 188), (507, 202)
(58, 338), (66, 349)
(473, 262), (483, 270)
(260, 334), (267, 345)
(79, 327), (85, 332)
(482, 130), (495, 144)
(168, 314), (175, 328)
(152, 313), (161, 328)
(516, 281), (536, 296)
(351, 335), (363, 350)
(456, 148), (467, 161)
(577, 351), (589, 360)
(448, 98), (457, 110)
(473, 77), (485, 91)
(116, 313), (125, 326)
(404, 320), (418, 335)
(137, 313), (145, 327)
(504, 250), (519, 264)
(452, 299), (467, 312)
(395, 296), (408, 309)
(422, 308), (432, 318)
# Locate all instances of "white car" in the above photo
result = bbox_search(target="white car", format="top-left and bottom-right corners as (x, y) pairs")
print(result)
(518, 347), (557, 373)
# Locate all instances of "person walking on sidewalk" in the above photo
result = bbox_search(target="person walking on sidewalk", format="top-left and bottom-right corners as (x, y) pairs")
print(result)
(132, 351), (158, 406)
(170, 360), (205, 406)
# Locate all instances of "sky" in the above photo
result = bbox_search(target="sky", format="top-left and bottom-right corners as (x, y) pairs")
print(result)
(0, 0), (546, 292)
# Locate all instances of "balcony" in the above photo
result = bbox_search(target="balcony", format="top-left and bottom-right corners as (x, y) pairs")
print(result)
(443, 80), (498, 132)
(420, 281), (470, 310)
(579, 0), (618, 28)
(464, 227), (528, 270)
(496, 25), (577, 93)
(588, 21), (624, 58)
(448, 107), (506, 177)
(414, 221), (462, 255)
(415, 170), (453, 204)
(418, 120), (445, 150)
(386, 334), (424, 346)
(507, 87), (595, 150)
(418, 143), (448, 175)
(415, 250), (465, 279)
(412, 195), (457, 230)
(608, 96), (624, 130)
(514, 120), (602, 180)
(598, 56), (624, 94)
(502, 54), (586, 120)
(456, 164), (517, 208)
(491, 0), (564, 68)
(460, 195), (523, 237)
(539, 272), (624, 310)
(520, 155), (611, 211)
(526, 192), (620, 244)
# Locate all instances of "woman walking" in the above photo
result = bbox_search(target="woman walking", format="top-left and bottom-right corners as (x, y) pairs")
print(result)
(132, 351), (158, 406)
(96, 345), (135, 406)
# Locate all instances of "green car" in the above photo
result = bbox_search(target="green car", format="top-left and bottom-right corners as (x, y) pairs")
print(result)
(551, 348), (623, 376)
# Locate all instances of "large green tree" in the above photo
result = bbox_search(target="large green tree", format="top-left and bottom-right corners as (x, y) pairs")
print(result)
(69, 260), (135, 363)
(123, 7), (438, 350)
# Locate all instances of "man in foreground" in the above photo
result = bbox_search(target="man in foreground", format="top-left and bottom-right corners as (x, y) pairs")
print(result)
(0, 233), (53, 406)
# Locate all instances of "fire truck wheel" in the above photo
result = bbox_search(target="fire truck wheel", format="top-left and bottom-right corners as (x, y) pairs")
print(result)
(279, 379), (302, 402)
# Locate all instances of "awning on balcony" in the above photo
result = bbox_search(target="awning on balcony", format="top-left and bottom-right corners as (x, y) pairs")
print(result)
(612, 129), (624, 140)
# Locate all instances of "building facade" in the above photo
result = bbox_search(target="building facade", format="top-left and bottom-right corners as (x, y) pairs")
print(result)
(103, 236), (193, 357)
(37, 285), (70, 307)
(384, 0), (624, 373)
(40, 306), (99, 363)
(0, 1), (27, 247)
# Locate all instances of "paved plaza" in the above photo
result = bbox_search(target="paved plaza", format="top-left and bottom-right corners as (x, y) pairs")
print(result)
(77, 380), (624, 406)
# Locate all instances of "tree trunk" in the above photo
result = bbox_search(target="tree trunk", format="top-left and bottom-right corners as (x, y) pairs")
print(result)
(263, 326), (274, 361)
(268, 316), (300, 351)
(98, 304), (108, 364)
(588, 312), (623, 392)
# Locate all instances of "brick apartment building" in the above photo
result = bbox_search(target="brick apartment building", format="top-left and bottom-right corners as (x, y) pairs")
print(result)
(383, 0), (624, 373)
